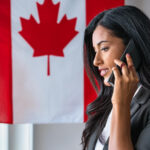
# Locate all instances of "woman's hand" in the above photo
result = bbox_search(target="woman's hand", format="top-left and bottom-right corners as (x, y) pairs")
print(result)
(111, 53), (139, 106)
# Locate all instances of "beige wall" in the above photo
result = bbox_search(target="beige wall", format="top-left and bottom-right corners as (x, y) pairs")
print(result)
(126, 0), (150, 18)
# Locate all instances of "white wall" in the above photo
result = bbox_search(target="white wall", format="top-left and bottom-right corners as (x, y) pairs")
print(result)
(0, 124), (33, 150)
(8, 125), (33, 150)
(0, 124), (8, 150)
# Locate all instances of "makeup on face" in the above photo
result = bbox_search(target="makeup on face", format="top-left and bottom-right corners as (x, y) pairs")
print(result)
(92, 25), (125, 86)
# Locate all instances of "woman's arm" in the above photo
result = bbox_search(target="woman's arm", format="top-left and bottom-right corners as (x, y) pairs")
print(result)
(109, 104), (133, 150)
(108, 54), (139, 150)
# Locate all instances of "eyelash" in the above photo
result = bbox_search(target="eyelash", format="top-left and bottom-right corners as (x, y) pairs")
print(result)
(101, 47), (109, 51)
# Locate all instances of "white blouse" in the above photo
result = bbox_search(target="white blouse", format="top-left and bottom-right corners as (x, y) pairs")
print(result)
(95, 109), (112, 150)
(95, 84), (142, 150)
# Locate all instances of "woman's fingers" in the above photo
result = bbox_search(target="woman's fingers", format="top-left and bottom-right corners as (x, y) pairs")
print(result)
(125, 53), (137, 77)
(112, 66), (121, 80)
(114, 59), (129, 76)
(113, 53), (139, 83)
(126, 53), (134, 67)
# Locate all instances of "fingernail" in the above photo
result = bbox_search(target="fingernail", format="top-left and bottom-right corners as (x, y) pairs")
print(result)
(126, 53), (130, 57)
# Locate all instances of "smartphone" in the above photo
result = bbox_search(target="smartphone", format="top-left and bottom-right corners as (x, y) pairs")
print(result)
(106, 39), (142, 87)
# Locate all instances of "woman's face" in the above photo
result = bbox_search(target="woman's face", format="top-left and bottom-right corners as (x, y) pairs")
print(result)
(92, 25), (126, 86)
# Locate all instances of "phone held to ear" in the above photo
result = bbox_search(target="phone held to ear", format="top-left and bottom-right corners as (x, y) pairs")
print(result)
(107, 39), (142, 87)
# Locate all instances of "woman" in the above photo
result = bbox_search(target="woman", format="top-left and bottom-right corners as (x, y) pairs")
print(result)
(82, 5), (150, 150)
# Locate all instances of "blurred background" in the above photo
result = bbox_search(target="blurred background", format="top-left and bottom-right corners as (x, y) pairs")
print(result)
(0, 124), (84, 150)
(1, 0), (150, 150)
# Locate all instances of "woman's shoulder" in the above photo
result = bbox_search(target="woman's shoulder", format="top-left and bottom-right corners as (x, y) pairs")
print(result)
(130, 84), (150, 142)
(131, 85), (150, 149)
(131, 84), (150, 107)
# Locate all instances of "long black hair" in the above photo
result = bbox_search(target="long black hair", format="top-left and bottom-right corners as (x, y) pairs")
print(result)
(82, 5), (150, 150)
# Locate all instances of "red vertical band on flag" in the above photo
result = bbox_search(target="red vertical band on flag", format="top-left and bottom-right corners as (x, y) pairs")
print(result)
(84, 0), (124, 122)
(0, 0), (13, 123)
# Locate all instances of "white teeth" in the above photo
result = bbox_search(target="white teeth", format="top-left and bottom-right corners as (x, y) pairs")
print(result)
(100, 69), (108, 76)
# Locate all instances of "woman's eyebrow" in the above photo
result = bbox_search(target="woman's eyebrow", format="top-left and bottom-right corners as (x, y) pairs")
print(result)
(97, 40), (109, 46)
(93, 40), (109, 49)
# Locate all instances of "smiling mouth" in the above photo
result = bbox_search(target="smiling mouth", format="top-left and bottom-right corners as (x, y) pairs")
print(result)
(100, 69), (109, 76)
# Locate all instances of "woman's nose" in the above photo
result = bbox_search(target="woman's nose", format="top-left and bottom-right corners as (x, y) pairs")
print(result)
(93, 52), (103, 67)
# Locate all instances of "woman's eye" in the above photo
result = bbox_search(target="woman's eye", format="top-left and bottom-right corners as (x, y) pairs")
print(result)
(101, 47), (109, 51)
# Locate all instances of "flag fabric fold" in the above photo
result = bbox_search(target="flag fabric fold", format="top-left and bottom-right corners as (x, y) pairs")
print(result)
(0, 0), (124, 124)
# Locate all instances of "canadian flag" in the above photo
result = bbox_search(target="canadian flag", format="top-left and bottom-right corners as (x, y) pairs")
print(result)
(0, 0), (124, 124)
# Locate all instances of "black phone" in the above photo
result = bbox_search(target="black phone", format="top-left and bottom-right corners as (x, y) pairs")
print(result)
(106, 39), (142, 87)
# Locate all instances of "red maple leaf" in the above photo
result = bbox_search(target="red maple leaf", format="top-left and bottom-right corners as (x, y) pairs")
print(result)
(19, 0), (78, 76)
